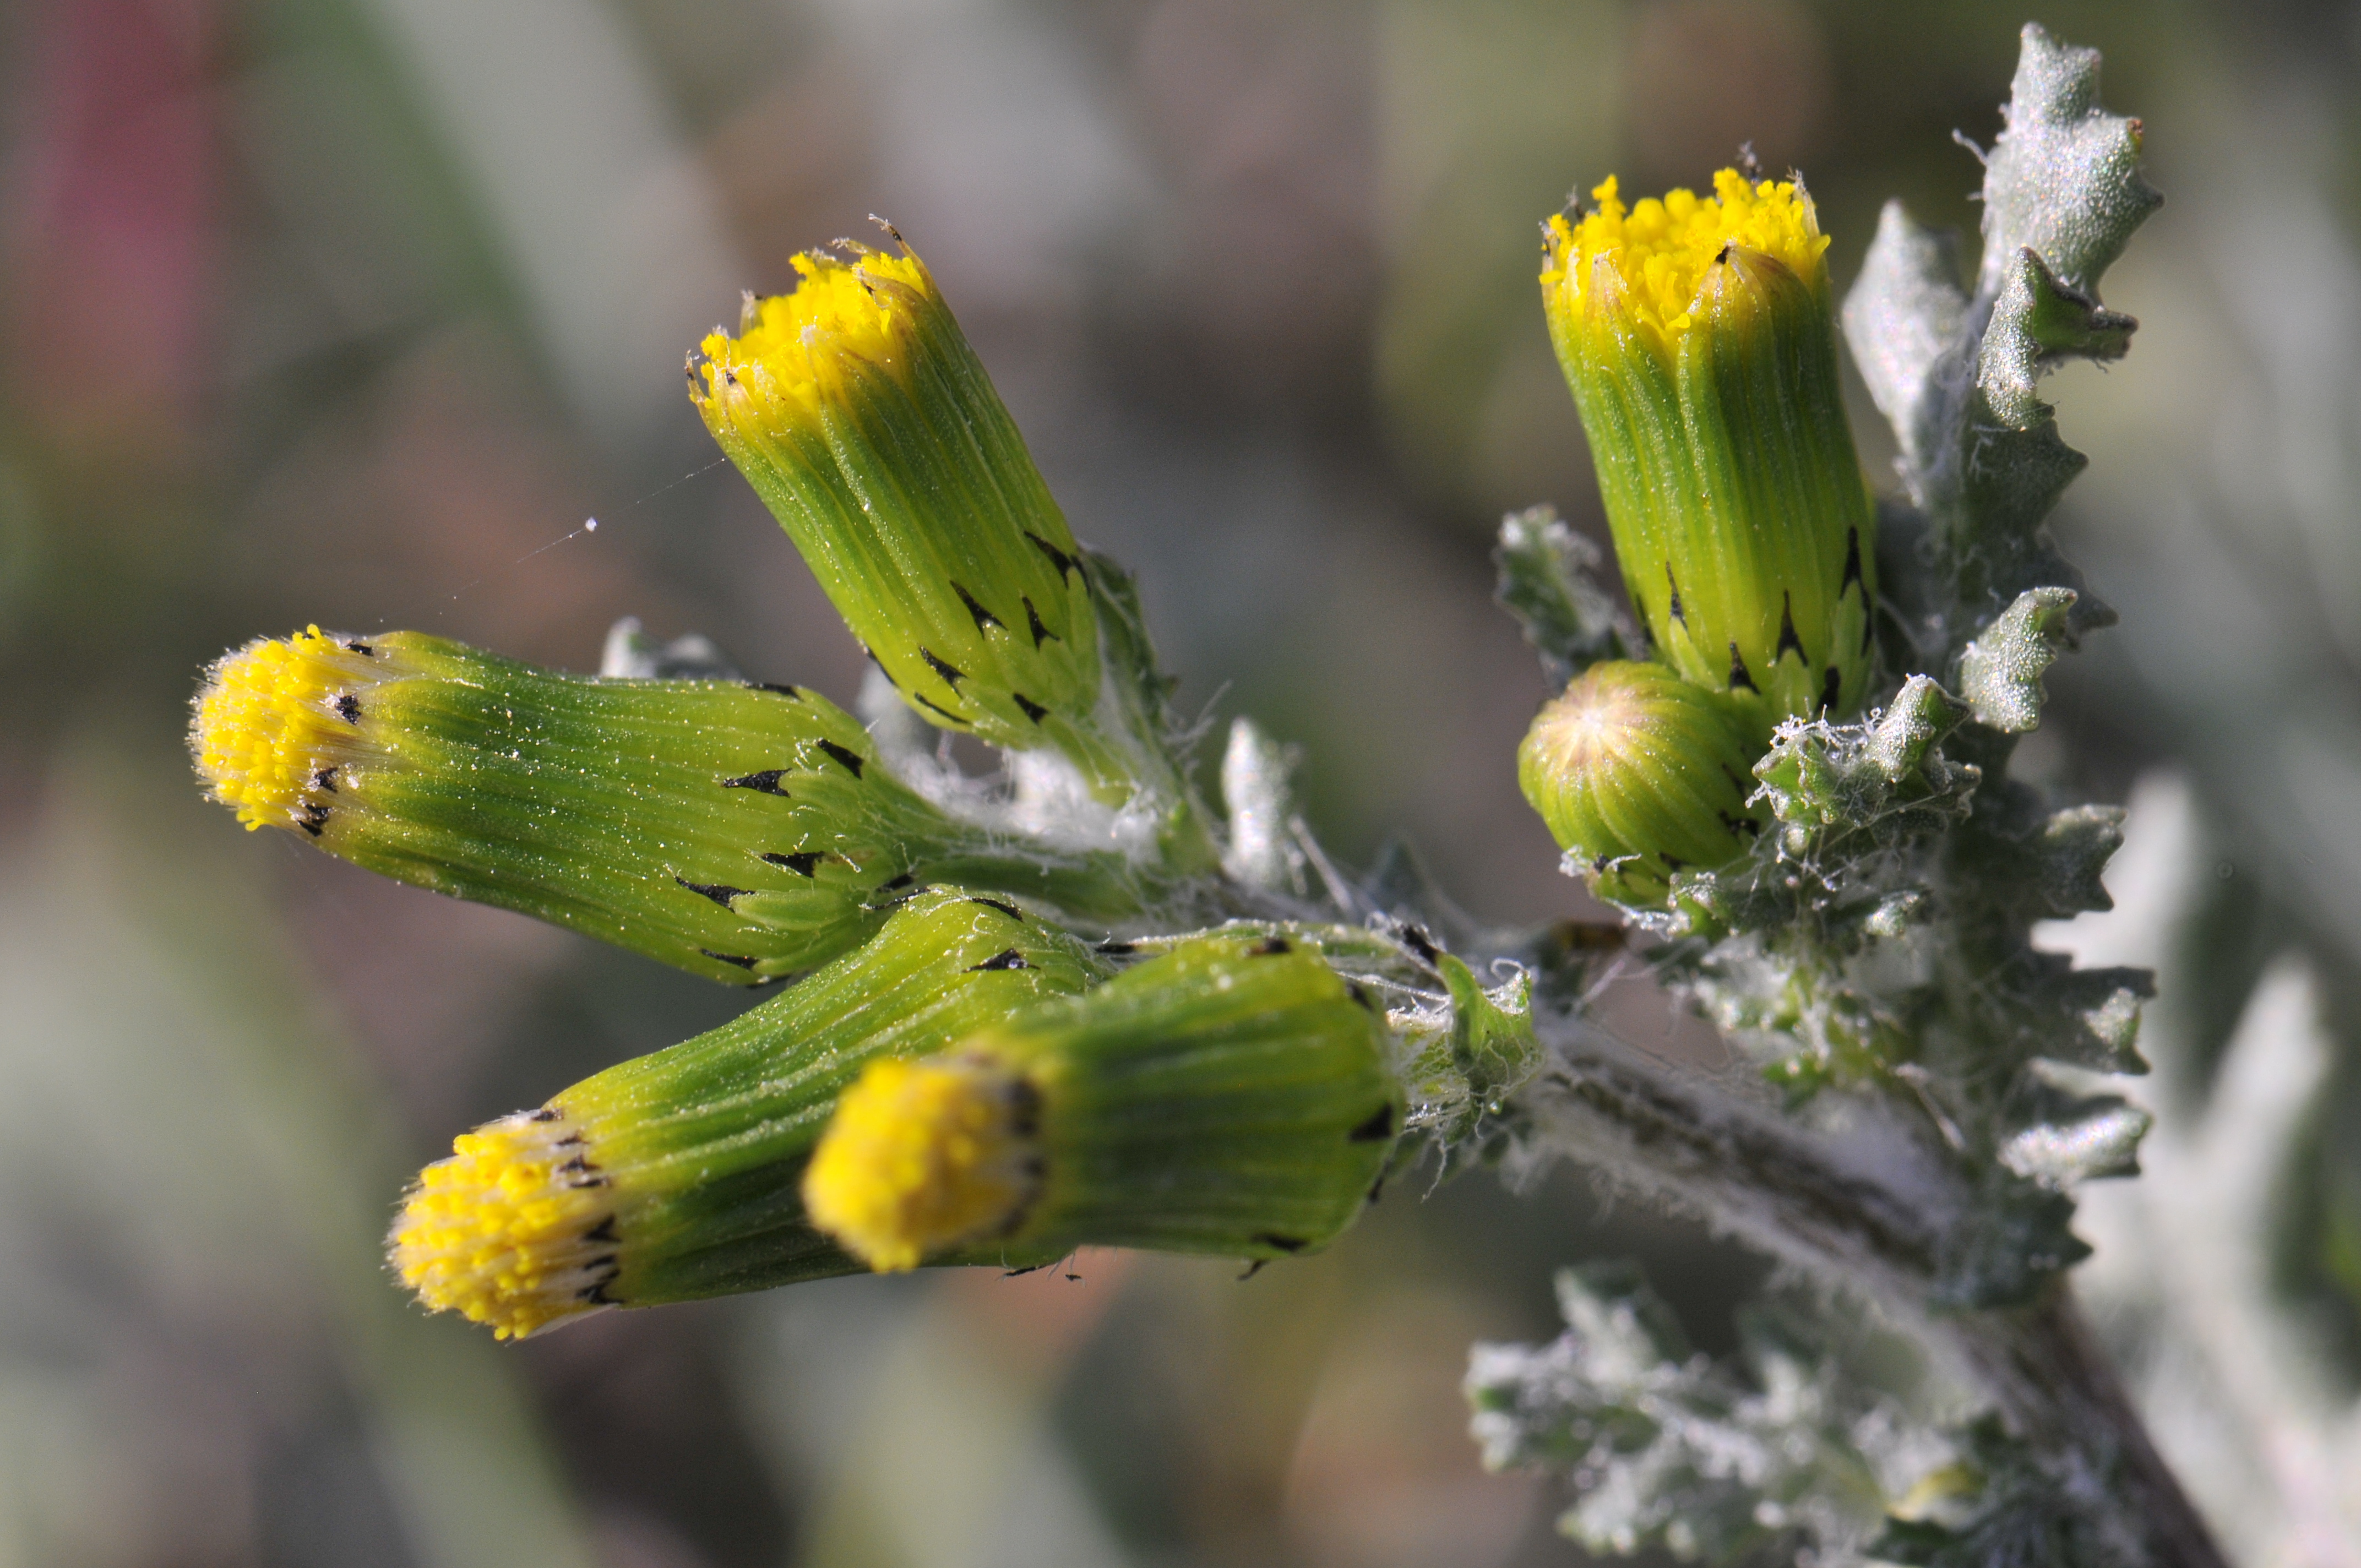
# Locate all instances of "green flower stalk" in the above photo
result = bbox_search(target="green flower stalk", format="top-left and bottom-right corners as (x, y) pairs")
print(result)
(191, 627), (1145, 985)
(387, 888), (1107, 1339)
(803, 935), (1403, 1272)
(1517, 659), (1765, 908)
(690, 236), (1154, 805)
(1541, 171), (1877, 726)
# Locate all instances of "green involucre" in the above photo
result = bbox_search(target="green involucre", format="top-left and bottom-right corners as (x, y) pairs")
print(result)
(693, 265), (1118, 773)
(248, 631), (1145, 983)
(1547, 247), (1878, 727)
(977, 935), (1404, 1262)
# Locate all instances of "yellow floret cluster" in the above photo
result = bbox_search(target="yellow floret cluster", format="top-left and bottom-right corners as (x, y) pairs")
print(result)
(190, 626), (366, 831)
(803, 1054), (1040, 1273)
(1543, 168), (1829, 349)
(694, 248), (937, 427)
(388, 1111), (612, 1341)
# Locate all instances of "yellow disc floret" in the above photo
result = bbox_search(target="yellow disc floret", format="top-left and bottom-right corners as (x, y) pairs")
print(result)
(388, 1109), (619, 1341)
(803, 1054), (1042, 1273)
(694, 246), (937, 428)
(1543, 168), (1830, 356)
(191, 627), (380, 832)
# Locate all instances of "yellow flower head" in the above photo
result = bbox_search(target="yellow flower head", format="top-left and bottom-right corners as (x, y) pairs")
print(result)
(191, 627), (382, 834)
(802, 1053), (1042, 1273)
(388, 1109), (617, 1341)
(692, 245), (937, 428)
(1535, 168), (1874, 724)
(1543, 169), (1830, 358)
(683, 235), (1118, 772)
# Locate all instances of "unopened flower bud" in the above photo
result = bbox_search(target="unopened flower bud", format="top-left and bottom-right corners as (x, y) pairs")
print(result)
(387, 888), (1105, 1338)
(1541, 171), (1877, 723)
(690, 238), (1132, 788)
(192, 627), (1140, 984)
(1517, 659), (1765, 907)
(804, 935), (1402, 1272)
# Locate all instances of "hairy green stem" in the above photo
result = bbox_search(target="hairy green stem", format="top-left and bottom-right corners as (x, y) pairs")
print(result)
(1518, 1019), (2227, 1567)
(1950, 1293), (2228, 1568)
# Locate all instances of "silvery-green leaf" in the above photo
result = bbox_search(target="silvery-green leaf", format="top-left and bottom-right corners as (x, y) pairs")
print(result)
(1958, 587), (2078, 732)
(1976, 24), (2163, 303)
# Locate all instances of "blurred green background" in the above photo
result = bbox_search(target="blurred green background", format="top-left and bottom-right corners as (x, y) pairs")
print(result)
(3, 0), (2358, 1563)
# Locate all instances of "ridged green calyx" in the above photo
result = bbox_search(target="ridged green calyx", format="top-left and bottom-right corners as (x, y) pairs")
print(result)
(191, 627), (1141, 984)
(1542, 171), (1878, 725)
(689, 238), (1133, 793)
(1518, 659), (1765, 907)
(386, 887), (1108, 1338)
(803, 934), (1403, 1272)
